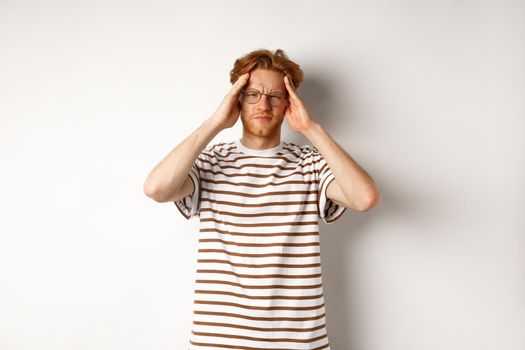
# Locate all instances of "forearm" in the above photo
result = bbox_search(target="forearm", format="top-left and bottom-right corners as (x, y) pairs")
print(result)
(143, 117), (222, 201)
(303, 122), (379, 209)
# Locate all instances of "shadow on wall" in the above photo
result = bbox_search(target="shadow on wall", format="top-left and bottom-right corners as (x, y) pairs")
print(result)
(284, 68), (369, 349)
(292, 67), (447, 349)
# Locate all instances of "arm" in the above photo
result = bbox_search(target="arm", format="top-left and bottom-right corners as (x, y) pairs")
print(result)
(282, 74), (380, 212)
(304, 123), (380, 211)
(143, 117), (221, 203)
(143, 72), (251, 203)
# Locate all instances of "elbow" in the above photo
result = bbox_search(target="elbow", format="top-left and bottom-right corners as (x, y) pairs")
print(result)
(143, 182), (156, 199)
(358, 189), (381, 212)
(144, 180), (184, 203)
(143, 181), (163, 202)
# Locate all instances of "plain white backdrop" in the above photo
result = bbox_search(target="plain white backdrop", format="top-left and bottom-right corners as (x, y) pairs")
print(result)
(1, 0), (524, 349)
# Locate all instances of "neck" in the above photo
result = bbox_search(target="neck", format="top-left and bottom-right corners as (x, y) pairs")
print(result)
(240, 132), (281, 150)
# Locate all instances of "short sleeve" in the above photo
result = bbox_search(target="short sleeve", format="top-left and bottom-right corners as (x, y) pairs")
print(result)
(173, 147), (215, 220)
(311, 148), (347, 224)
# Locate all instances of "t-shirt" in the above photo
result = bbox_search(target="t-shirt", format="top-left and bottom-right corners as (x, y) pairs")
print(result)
(174, 138), (347, 350)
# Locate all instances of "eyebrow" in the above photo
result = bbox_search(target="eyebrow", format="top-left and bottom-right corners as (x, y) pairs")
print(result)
(245, 86), (285, 94)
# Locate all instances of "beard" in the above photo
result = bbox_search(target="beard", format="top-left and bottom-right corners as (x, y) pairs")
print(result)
(240, 114), (283, 137)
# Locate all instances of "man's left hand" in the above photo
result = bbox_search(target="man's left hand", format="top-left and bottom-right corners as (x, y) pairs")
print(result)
(283, 75), (317, 134)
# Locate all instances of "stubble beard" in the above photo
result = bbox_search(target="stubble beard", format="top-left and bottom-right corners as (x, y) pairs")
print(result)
(240, 114), (282, 138)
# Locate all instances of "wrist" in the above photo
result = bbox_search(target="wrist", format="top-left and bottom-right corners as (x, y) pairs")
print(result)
(303, 121), (321, 139)
(204, 116), (224, 134)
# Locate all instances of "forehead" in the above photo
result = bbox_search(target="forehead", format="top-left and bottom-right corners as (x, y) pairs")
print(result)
(246, 68), (285, 91)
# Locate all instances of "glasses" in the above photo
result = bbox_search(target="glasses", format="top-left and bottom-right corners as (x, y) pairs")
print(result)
(241, 88), (288, 107)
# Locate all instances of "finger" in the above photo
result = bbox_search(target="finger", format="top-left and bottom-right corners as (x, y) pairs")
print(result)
(229, 73), (250, 99)
(232, 73), (250, 94)
(284, 75), (298, 98)
(286, 75), (296, 90)
(236, 72), (250, 88)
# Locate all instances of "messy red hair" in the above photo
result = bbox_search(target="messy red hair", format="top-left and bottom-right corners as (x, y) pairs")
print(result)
(229, 48), (304, 89)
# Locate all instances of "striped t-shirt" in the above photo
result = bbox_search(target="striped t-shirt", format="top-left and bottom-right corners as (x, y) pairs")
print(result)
(174, 139), (347, 350)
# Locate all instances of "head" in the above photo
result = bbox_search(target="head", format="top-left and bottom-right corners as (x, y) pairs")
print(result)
(229, 49), (304, 139)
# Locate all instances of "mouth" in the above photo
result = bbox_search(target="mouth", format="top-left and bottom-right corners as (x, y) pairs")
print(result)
(254, 115), (272, 120)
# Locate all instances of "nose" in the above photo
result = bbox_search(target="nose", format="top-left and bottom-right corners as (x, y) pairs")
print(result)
(256, 94), (272, 110)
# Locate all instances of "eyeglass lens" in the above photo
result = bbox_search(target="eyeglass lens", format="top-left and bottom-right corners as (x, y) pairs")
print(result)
(242, 89), (286, 107)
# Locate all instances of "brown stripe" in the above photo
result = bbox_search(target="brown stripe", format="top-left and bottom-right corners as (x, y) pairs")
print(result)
(198, 148), (322, 168)
(202, 188), (317, 198)
(196, 159), (297, 171)
(192, 330), (327, 343)
(201, 144), (318, 162)
(194, 300), (325, 311)
(326, 206), (346, 223)
(196, 269), (322, 279)
(281, 146), (303, 160)
(190, 339), (329, 350)
(201, 198), (317, 207)
(319, 161), (329, 175)
(200, 217), (319, 227)
(202, 178), (316, 188)
(327, 201), (336, 217)
(195, 279), (322, 289)
(198, 238), (319, 248)
(197, 249), (320, 258)
(319, 172), (331, 190)
(193, 310), (325, 322)
(199, 227), (319, 238)
(193, 320), (326, 332)
(200, 207), (317, 218)
(197, 259), (321, 269)
(197, 152), (314, 167)
(203, 143), (237, 158)
(199, 168), (318, 179)
(202, 149), (299, 164)
(194, 289), (323, 300)
(204, 142), (315, 160)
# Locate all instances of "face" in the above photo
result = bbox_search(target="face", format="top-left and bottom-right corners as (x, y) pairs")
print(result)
(239, 68), (288, 138)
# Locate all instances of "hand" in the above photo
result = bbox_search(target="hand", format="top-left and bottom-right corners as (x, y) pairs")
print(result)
(209, 72), (250, 130)
(283, 75), (317, 134)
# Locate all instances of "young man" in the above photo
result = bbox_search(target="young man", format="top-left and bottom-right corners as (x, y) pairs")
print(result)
(144, 49), (380, 350)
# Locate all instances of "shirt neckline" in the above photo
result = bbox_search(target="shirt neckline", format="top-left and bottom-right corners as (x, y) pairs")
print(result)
(234, 139), (285, 156)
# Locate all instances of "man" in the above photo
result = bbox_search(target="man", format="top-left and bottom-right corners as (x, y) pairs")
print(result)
(144, 49), (380, 350)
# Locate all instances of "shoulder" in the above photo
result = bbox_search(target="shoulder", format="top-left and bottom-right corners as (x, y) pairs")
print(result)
(193, 141), (239, 176)
(284, 142), (320, 160)
(203, 141), (236, 156)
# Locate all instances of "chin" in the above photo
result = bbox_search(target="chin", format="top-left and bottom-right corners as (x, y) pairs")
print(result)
(247, 126), (272, 137)
(247, 122), (279, 136)
(240, 115), (283, 137)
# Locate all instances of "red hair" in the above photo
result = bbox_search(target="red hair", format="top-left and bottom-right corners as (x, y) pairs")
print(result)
(229, 48), (304, 89)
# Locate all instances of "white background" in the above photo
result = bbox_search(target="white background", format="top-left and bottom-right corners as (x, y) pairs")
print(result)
(1, 1), (524, 349)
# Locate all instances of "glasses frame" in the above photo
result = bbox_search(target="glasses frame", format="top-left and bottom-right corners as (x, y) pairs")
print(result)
(240, 88), (289, 107)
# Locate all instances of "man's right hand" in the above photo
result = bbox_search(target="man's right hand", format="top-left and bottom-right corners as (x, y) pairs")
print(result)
(209, 72), (250, 130)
